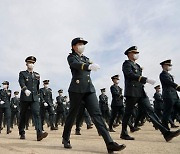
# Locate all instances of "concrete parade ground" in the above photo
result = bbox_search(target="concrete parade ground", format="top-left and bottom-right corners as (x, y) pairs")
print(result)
(0, 122), (180, 154)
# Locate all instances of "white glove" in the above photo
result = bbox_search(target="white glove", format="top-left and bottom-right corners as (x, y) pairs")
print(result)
(0, 101), (5, 105)
(44, 102), (48, 107)
(88, 63), (100, 71)
(14, 105), (17, 108)
(25, 90), (31, 96)
(146, 79), (156, 85)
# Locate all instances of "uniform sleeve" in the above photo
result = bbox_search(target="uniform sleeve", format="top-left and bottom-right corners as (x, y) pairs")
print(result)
(18, 72), (27, 92)
(39, 89), (45, 103)
(160, 73), (179, 90)
(122, 61), (147, 84)
(110, 86), (120, 96)
(67, 55), (90, 71)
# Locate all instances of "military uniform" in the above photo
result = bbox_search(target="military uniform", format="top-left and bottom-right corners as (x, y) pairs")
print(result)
(62, 38), (125, 153)
(55, 90), (66, 127)
(10, 91), (20, 128)
(40, 80), (57, 130)
(153, 85), (164, 120)
(121, 46), (180, 141)
(18, 56), (48, 140)
(0, 81), (12, 134)
(99, 88), (110, 124)
(109, 77), (124, 131)
(159, 60), (180, 130)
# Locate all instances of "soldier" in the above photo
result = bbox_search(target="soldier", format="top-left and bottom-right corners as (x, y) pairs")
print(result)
(99, 88), (110, 124)
(55, 89), (66, 127)
(120, 46), (180, 141)
(109, 75), (124, 132)
(153, 85), (164, 120)
(11, 91), (20, 128)
(40, 80), (57, 131)
(0, 81), (12, 134)
(62, 37), (125, 153)
(18, 56), (48, 141)
(160, 60), (180, 130)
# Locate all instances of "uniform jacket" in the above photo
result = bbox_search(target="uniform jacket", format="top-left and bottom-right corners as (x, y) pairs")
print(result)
(19, 70), (40, 102)
(110, 85), (123, 106)
(160, 71), (179, 99)
(40, 87), (53, 106)
(99, 94), (109, 111)
(122, 60), (147, 97)
(11, 96), (20, 111)
(153, 92), (164, 110)
(56, 96), (66, 112)
(0, 89), (11, 108)
(67, 51), (95, 93)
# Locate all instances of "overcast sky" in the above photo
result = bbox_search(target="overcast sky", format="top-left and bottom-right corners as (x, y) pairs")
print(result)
(0, 0), (180, 102)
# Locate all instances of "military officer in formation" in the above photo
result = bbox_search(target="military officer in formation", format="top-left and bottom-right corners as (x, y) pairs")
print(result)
(0, 81), (12, 134)
(109, 75), (124, 132)
(11, 91), (20, 128)
(120, 46), (180, 142)
(18, 56), (48, 141)
(55, 89), (67, 127)
(99, 88), (110, 124)
(40, 80), (57, 131)
(62, 37), (126, 153)
(153, 85), (164, 121)
(160, 60), (180, 130)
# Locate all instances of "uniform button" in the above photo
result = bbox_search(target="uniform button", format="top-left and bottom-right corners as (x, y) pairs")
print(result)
(88, 80), (90, 82)
(87, 75), (90, 77)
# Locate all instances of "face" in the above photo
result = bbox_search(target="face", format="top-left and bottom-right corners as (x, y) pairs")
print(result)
(73, 42), (85, 54)
(26, 62), (35, 70)
(44, 84), (49, 88)
(113, 79), (119, 84)
(128, 52), (139, 61)
(163, 64), (172, 71)
(156, 88), (161, 93)
(3, 84), (8, 89)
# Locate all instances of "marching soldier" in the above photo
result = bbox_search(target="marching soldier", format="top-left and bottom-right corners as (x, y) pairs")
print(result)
(40, 80), (57, 131)
(11, 91), (20, 128)
(160, 60), (180, 130)
(153, 85), (164, 120)
(120, 46), (180, 141)
(62, 37), (125, 153)
(0, 81), (12, 134)
(55, 89), (66, 127)
(18, 56), (48, 141)
(99, 88), (110, 124)
(109, 76), (124, 132)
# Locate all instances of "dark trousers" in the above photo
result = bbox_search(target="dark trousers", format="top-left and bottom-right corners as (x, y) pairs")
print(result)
(75, 104), (92, 131)
(62, 92), (113, 145)
(11, 110), (20, 127)
(18, 101), (42, 136)
(162, 98), (180, 129)
(109, 106), (124, 129)
(0, 107), (11, 131)
(40, 106), (55, 129)
(121, 97), (169, 136)
(55, 111), (66, 127)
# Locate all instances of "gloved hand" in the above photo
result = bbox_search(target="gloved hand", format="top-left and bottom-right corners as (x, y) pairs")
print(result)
(14, 105), (17, 108)
(146, 79), (156, 85)
(88, 63), (100, 71)
(44, 102), (48, 107)
(25, 90), (31, 96)
(0, 101), (5, 105)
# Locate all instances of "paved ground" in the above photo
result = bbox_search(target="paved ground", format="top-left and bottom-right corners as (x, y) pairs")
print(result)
(0, 122), (180, 154)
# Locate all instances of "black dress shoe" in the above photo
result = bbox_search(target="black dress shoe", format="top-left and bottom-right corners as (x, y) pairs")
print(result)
(130, 127), (141, 133)
(37, 132), (48, 141)
(107, 142), (126, 153)
(7, 130), (12, 134)
(164, 129), (180, 142)
(62, 138), (72, 149)
(20, 134), (25, 139)
(113, 123), (119, 128)
(87, 125), (93, 129)
(50, 127), (58, 130)
(109, 128), (116, 132)
(75, 130), (81, 135)
(171, 124), (179, 128)
(120, 135), (135, 140)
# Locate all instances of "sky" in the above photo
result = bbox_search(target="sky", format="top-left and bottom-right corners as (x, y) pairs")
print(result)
(0, 0), (180, 103)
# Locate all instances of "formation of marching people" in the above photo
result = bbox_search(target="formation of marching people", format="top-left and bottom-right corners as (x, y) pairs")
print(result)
(0, 37), (180, 153)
